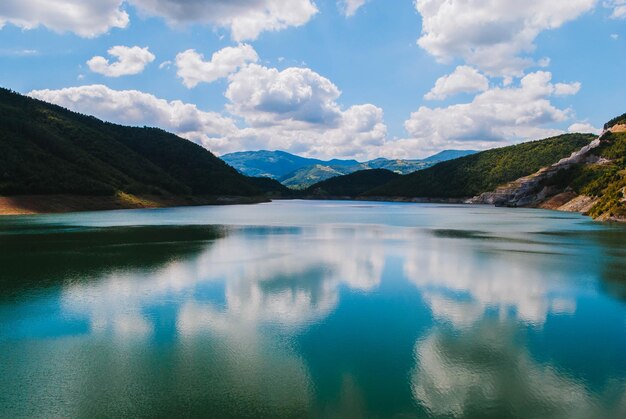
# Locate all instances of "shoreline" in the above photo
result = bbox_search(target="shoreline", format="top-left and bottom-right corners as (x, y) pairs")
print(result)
(2, 193), (624, 223)
(292, 195), (626, 223)
(0, 193), (269, 216)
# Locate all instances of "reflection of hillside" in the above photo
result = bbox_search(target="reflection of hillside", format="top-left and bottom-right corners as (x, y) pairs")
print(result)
(0, 225), (223, 298)
(411, 322), (626, 418)
(533, 228), (626, 303)
(584, 229), (626, 302)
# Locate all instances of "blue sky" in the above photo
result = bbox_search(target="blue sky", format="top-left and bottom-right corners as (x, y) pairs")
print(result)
(0, 0), (624, 159)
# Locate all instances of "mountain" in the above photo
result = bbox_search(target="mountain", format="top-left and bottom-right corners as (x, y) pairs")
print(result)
(221, 150), (359, 179)
(470, 117), (626, 221)
(302, 134), (594, 201)
(304, 169), (401, 197)
(0, 88), (281, 213)
(365, 134), (594, 199)
(222, 149), (477, 189)
(279, 164), (356, 189)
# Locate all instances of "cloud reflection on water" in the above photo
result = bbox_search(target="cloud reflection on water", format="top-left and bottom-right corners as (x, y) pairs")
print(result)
(411, 322), (626, 418)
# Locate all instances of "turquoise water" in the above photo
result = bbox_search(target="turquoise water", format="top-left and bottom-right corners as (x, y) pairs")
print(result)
(1, 201), (625, 418)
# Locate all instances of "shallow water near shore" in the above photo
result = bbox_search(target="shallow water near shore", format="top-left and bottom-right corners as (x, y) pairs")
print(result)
(1, 200), (625, 418)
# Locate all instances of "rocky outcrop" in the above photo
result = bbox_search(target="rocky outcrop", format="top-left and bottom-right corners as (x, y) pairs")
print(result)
(467, 136), (605, 208)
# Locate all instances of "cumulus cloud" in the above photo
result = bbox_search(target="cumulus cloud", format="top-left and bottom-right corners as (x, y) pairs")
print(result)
(424, 66), (489, 100)
(226, 64), (343, 127)
(0, 0), (128, 37)
(26, 73), (388, 159)
(379, 72), (580, 157)
(131, 0), (318, 41)
(554, 81), (582, 96)
(87, 46), (155, 77)
(568, 122), (602, 134)
(225, 64), (387, 159)
(415, 0), (597, 76)
(0, 0), (317, 40)
(176, 44), (259, 88)
(339, 0), (369, 17)
(28, 85), (238, 150)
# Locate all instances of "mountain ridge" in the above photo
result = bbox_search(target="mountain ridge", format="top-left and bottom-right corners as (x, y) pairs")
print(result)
(222, 149), (476, 189)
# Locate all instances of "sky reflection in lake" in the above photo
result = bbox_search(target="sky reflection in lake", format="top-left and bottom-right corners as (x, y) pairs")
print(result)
(1, 201), (625, 417)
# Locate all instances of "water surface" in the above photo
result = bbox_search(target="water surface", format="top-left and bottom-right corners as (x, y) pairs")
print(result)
(1, 201), (625, 418)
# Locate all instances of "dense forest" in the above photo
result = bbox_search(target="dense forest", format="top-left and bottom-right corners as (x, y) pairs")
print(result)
(303, 169), (400, 197)
(0, 88), (282, 198)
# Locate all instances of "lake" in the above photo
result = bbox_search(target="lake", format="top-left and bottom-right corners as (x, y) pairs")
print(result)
(1, 200), (625, 418)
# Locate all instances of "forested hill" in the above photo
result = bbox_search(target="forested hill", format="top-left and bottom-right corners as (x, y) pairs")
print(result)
(304, 169), (401, 197)
(302, 134), (595, 200)
(365, 134), (595, 198)
(0, 88), (277, 199)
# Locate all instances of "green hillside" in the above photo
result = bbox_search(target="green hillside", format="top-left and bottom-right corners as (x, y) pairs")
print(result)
(366, 134), (595, 198)
(0, 88), (269, 198)
(543, 131), (626, 219)
(279, 164), (355, 189)
(303, 169), (400, 197)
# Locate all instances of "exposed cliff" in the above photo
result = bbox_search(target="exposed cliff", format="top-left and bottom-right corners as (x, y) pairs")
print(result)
(468, 120), (626, 222)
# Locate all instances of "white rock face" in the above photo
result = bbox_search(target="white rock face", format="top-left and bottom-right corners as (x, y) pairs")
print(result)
(468, 134), (606, 207)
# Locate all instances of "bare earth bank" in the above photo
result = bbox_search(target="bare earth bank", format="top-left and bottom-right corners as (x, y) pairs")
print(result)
(0, 193), (268, 216)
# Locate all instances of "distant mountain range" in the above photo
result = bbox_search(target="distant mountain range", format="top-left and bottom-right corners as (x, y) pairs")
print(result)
(221, 149), (477, 189)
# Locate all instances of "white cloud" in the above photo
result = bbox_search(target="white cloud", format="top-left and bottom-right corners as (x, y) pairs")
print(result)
(87, 46), (155, 77)
(568, 122), (602, 134)
(424, 66), (489, 100)
(611, 33), (620, 39)
(27, 84), (238, 151)
(226, 64), (343, 127)
(414, 0), (597, 76)
(25, 74), (387, 159)
(554, 81), (581, 96)
(131, 0), (318, 41)
(0, 0), (318, 40)
(339, 0), (369, 17)
(0, 0), (128, 37)
(605, 0), (626, 18)
(176, 44), (259, 88)
(224, 64), (387, 159)
(378, 71), (580, 157)
(232, 103), (387, 159)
